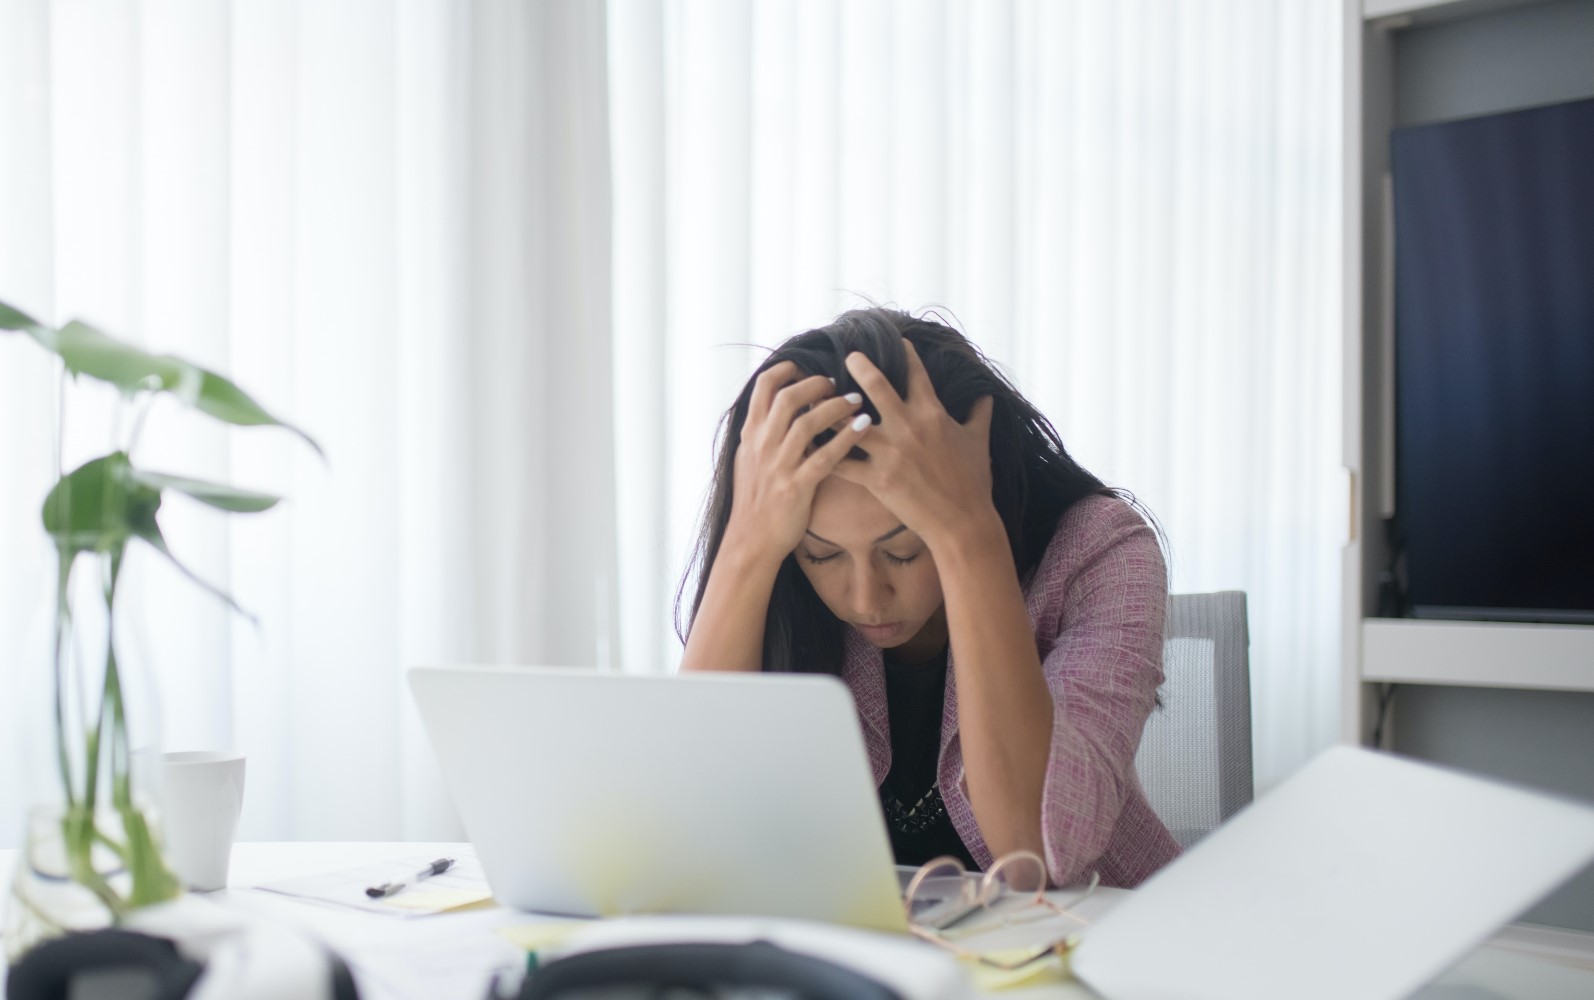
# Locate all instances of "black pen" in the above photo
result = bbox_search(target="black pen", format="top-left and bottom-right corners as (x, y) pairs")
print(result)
(366, 857), (456, 899)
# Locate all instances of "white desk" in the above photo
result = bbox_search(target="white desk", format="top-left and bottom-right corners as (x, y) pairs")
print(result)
(4, 843), (1594, 999)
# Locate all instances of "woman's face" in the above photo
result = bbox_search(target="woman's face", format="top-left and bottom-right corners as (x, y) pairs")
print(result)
(795, 475), (948, 662)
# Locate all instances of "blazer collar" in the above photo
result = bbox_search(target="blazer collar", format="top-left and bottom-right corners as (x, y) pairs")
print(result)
(841, 629), (890, 786)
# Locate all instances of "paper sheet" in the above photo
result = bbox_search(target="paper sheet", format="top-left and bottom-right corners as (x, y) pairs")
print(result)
(965, 950), (1070, 992)
(341, 910), (530, 1000)
(252, 848), (493, 917)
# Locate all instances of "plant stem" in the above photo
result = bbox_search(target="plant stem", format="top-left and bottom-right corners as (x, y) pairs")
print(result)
(60, 807), (126, 920)
(80, 662), (105, 827)
(104, 638), (128, 812)
(80, 548), (126, 820)
(51, 362), (77, 812)
(53, 554), (77, 811)
(102, 548), (179, 907)
(125, 389), (155, 462)
(103, 548), (132, 818)
(59, 550), (130, 919)
(92, 827), (130, 866)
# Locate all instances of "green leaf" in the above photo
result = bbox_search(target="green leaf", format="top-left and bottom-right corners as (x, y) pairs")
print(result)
(10, 313), (324, 459)
(190, 370), (325, 460)
(0, 298), (58, 357)
(129, 516), (256, 625)
(42, 452), (260, 623)
(0, 298), (47, 334)
(118, 806), (181, 907)
(41, 453), (157, 558)
(129, 469), (281, 514)
(49, 321), (190, 394)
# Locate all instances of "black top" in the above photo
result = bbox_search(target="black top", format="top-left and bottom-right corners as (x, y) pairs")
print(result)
(879, 648), (980, 871)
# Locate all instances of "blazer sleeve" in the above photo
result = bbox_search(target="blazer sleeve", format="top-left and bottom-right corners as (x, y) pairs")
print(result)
(1035, 503), (1168, 886)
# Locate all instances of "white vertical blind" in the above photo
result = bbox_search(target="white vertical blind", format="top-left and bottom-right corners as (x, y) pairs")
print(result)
(0, 0), (615, 845)
(2, 0), (1343, 843)
(608, 0), (1344, 790)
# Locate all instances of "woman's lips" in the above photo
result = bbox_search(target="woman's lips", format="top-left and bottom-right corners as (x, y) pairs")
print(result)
(855, 622), (905, 643)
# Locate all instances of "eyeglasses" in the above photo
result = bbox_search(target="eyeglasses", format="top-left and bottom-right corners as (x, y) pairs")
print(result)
(903, 851), (1099, 972)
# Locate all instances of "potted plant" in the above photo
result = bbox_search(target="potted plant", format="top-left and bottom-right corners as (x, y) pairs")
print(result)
(1, 298), (320, 959)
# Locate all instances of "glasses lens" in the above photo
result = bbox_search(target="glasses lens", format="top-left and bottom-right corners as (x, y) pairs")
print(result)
(907, 859), (975, 928)
(982, 852), (1047, 914)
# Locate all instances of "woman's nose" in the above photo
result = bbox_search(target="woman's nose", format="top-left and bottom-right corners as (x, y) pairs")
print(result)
(850, 567), (891, 617)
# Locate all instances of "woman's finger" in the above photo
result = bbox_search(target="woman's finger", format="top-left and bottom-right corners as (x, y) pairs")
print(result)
(781, 393), (863, 465)
(965, 394), (996, 438)
(825, 453), (874, 490)
(797, 410), (874, 486)
(767, 373), (837, 433)
(747, 360), (800, 424)
(844, 351), (909, 427)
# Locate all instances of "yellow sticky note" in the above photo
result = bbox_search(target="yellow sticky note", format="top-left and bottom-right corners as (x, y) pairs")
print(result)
(966, 951), (1069, 992)
(496, 922), (585, 953)
(379, 887), (495, 913)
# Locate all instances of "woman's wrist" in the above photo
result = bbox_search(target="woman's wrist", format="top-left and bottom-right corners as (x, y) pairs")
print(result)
(682, 519), (787, 673)
(719, 516), (793, 575)
(923, 504), (1009, 568)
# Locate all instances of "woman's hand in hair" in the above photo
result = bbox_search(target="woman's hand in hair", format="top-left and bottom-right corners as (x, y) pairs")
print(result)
(833, 341), (998, 547)
(725, 360), (872, 562)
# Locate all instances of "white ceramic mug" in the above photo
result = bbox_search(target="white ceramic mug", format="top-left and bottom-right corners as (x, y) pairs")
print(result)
(161, 750), (246, 892)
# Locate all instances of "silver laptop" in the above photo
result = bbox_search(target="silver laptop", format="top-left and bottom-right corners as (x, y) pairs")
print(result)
(408, 665), (907, 931)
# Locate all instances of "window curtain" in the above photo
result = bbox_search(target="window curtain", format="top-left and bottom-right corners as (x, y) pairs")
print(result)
(0, 0), (615, 846)
(3, 0), (1344, 847)
(608, 0), (1345, 791)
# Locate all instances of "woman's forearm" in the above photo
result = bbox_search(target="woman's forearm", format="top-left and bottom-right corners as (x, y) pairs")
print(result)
(928, 510), (1054, 862)
(679, 526), (784, 672)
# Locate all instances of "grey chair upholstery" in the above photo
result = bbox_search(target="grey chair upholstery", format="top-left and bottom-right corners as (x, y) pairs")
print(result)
(1133, 590), (1253, 849)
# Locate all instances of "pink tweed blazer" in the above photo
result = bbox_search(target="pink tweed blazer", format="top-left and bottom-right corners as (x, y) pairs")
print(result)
(840, 493), (1181, 888)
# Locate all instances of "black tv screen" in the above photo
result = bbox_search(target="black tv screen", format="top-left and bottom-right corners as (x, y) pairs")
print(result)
(1391, 97), (1594, 623)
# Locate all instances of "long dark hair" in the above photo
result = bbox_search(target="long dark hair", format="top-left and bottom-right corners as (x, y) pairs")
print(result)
(677, 307), (1137, 675)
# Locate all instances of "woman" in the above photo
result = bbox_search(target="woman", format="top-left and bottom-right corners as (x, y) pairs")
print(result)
(679, 308), (1180, 888)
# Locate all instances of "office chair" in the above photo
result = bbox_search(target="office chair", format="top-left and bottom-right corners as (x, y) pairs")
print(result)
(1133, 590), (1253, 849)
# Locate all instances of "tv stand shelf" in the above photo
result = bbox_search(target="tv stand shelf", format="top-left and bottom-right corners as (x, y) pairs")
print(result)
(1340, 0), (1594, 743)
(1362, 619), (1594, 693)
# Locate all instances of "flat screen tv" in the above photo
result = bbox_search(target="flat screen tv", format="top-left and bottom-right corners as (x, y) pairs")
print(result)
(1391, 96), (1594, 624)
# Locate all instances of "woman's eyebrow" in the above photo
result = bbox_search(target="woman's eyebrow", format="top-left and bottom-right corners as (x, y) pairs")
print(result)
(804, 524), (909, 547)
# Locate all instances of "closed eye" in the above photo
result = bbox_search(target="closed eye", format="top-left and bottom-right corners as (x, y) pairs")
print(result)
(883, 551), (921, 566)
(801, 551), (842, 565)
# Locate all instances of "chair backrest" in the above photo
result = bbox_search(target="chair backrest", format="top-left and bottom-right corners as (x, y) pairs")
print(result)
(1133, 590), (1253, 849)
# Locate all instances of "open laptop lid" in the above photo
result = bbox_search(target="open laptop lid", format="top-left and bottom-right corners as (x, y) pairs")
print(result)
(1071, 746), (1594, 1000)
(408, 666), (907, 932)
